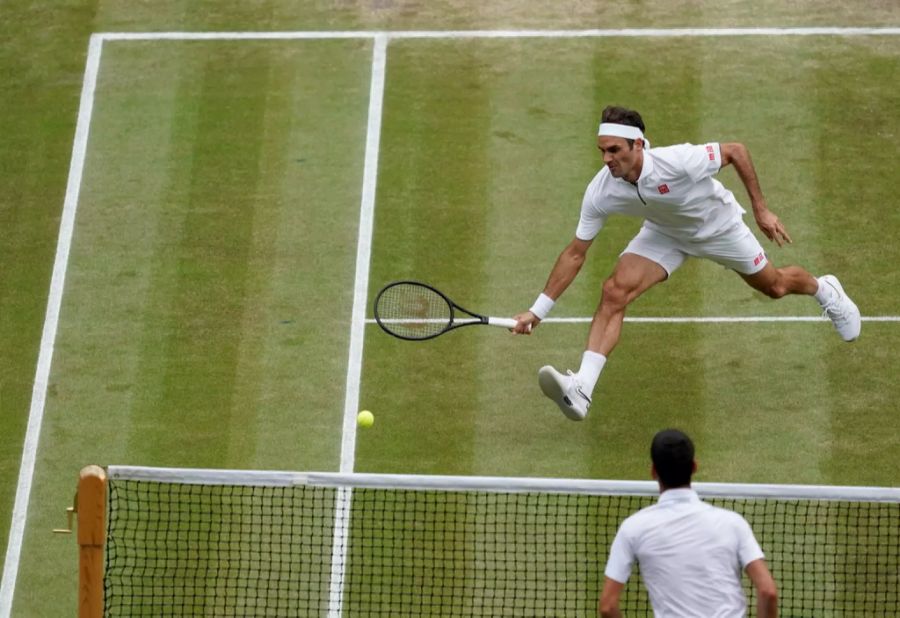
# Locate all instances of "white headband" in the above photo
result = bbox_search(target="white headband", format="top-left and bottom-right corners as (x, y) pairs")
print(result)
(598, 122), (644, 140)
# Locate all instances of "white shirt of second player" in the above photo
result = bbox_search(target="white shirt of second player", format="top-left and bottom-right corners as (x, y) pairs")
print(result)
(604, 488), (765, 618)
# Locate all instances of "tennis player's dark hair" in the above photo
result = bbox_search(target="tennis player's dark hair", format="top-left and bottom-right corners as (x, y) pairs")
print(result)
(601, 106), (645, 132)
(601, 106), (645, 149)
(651, 429), (695, 488)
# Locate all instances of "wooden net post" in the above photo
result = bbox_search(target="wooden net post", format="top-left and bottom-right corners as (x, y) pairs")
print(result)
(77, 465), (107, 618)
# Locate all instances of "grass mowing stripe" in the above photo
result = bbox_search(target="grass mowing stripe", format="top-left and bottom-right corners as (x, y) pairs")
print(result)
(695, 36), (832, 484)
(230, 40), (371, 473)
(0, 34), (102, 618)
(111, 40), (374, 473)
(807, 36), (900, 314)
(121, 44), (270, 473)
(465, 37), (640, 478)
(358, 38), (496, 476)
(815, 38), (900, 486)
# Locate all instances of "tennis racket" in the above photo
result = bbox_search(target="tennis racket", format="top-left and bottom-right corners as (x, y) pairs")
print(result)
(373, 281), (518, 341)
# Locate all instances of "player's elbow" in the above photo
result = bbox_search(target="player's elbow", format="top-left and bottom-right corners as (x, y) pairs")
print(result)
(720, 141), (749, 166)
(565, 237), (591, 259)
(567, 249), (586, 269)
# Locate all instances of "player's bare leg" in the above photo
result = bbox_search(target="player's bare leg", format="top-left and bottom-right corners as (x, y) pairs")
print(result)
(588, 253), (669, 356)
(739, 262), (817, 298)
(740, 262), (861, 341)
(539, 253), (667, 420)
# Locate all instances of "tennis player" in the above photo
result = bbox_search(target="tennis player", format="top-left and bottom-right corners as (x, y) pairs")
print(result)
(599, 429), (778, 618)
(514, 105), (861, 420)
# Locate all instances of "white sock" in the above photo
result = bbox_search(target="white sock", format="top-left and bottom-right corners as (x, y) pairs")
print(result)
(814, 277), (836, 305)
(576, 351), (607, 395)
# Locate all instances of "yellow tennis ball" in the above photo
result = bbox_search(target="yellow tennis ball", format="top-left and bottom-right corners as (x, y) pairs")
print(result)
(357, 410), (374, 428)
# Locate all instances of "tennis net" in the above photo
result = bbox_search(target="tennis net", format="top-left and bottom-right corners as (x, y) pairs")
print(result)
(92, 466), (899, 616)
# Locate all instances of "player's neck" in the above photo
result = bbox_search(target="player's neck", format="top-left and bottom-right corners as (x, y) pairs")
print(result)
(625, 152), (644, 184)
(659, 482), (692, 493)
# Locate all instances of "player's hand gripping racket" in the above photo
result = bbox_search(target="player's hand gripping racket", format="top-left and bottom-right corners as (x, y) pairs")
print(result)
(374, 281), (518, 341)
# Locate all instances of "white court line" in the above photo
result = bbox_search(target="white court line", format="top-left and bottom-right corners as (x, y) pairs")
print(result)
(98, 27), (900, 41)
(0, 34), (104, 618)
(328, 34), (388, 618)
(340, 33), (387, 474)
(366, 316), (900, 324)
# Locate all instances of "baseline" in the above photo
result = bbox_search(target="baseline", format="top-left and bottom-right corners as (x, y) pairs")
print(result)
(97, 27), (900, 42)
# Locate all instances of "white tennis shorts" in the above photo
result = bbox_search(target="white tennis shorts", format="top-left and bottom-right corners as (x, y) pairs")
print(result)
(622, 222), (768, 276)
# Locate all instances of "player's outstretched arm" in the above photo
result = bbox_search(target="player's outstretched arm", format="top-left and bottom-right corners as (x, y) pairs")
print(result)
(720, 142), (792, 247)
(745, 559), (778, 618)
(513, 237), (592, 334)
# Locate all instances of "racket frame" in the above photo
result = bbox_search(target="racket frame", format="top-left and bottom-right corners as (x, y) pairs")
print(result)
(373, 280), (513, 341)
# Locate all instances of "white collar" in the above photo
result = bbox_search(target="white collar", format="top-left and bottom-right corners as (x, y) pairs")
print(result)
(658, 487), (700, 504)
(636, 148), (655, 182)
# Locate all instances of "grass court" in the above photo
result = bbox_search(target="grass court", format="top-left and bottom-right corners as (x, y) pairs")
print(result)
(0, 2), (898, 615)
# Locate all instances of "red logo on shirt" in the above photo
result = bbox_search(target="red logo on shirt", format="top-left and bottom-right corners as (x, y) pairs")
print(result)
(657, 184), (670, 194)
(753, 252), (765, 266)
(706, 145), (715, 161)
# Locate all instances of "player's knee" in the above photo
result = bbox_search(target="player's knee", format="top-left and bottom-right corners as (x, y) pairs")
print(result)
(601, 277), (630, 309)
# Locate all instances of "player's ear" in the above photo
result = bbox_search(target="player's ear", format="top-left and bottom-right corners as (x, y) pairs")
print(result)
(650, 464), (658, 480)
(692, 460), (698, 474)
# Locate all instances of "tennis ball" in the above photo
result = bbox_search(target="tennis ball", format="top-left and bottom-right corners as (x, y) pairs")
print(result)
(357, 410), (374, 428)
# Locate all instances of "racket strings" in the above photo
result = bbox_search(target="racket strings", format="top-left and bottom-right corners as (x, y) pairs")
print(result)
(376, 284), (453, 339)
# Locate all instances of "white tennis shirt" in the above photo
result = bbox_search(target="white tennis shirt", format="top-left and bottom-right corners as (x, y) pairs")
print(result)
(604, 488), (764, 618)
(576, 143), (746, 242)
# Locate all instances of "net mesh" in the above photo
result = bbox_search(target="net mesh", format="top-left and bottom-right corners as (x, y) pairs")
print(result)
(374, 283), (453, 339)
(104, 475), (900, 616)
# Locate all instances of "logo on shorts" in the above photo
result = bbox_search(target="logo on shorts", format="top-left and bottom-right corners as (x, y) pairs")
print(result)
(657, 184), (670, 194)
(706, 144), (715, 161)
(753, 252), (766, 266)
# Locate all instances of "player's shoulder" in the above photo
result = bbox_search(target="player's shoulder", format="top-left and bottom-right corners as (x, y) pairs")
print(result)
(647, 142), (717, 175)
(707, 503), (752, 527)
(619, 500), (666, 529)
(649, 142), (706, 161)
(584, 166), (613, 200)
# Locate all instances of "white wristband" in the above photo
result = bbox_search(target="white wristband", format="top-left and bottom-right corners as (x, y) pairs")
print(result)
(529, 293), (555, 320)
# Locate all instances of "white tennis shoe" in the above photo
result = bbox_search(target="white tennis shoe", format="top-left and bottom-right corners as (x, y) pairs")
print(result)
(538, 366), (591, 421)
(818, 275), (861, 342)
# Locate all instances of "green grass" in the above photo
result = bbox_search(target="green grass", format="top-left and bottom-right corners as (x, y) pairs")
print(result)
(12, 38), (373, 616)
(1, 2), (899, 616)
(360, 36), (900, 485)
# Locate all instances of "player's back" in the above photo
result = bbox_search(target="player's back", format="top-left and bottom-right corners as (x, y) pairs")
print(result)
(621, 490), (757, 617)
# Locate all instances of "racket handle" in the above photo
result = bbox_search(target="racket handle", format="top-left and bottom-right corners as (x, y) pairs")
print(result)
(488, 317), (518, 329)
